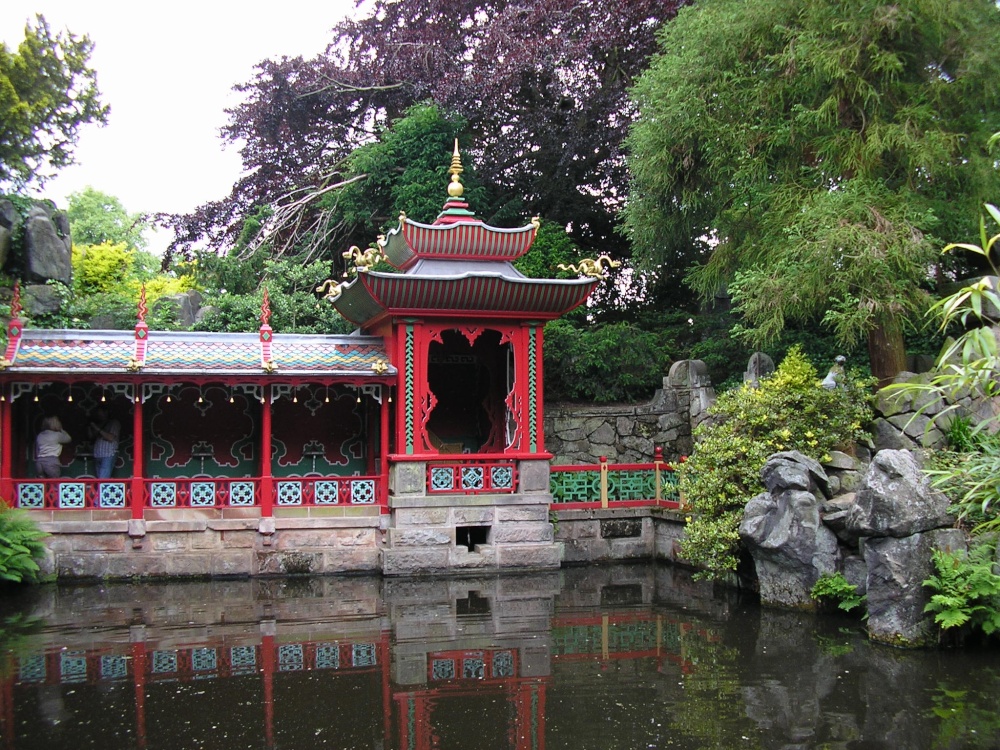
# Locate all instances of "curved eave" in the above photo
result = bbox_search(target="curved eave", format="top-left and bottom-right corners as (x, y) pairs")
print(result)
(381, 218), (537, 269)
(332, 271), (599, 327)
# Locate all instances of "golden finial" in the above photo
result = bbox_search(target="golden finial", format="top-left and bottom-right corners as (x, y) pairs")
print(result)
(372, 359), (389, 375)
(531, 216), (541, 231)
(447, 139), (464, 198)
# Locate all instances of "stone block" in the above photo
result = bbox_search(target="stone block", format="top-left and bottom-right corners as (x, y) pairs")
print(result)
(164, 553), (213, 577)
(255, 550), (322, 575)
(150, 533), (189, 552)
(518, 460), (551, 493)
(222, 531), (257, 549)
(191, 531), (223, 551)
(496, 544), (561, 570)
(496, 505), (548, 522)
(390, 461), (426, 495)
(390, 528), (452, 547)
(492, 522), (553, 544)
(453, 507), (495, 525)
(56, 553), (107, 578)
(211, 551), (253, 577)
(382, 547), (451, 575)
(449, 546), (497, 569)
(332, 528), (377, 547)
(395, 508), (449, 526)
(590, 422), (616, 444)
(323, 548), (380, 573)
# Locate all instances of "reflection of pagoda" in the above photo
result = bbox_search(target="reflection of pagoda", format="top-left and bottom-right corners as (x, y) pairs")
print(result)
(0, 143), (605, 578)
(331, 142), (600, 574)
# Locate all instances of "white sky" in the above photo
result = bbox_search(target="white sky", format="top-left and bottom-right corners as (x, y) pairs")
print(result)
(2, 2), (359, 252)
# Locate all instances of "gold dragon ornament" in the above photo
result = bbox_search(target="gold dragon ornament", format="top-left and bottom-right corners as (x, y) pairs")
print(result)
(557, 255), (621, 278)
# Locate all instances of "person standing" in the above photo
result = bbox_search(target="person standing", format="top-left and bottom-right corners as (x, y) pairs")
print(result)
(35, 416), (72, 478)
(89, 407), (120, 479)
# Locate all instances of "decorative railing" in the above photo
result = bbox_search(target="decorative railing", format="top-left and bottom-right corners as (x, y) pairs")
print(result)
(426, 459), (518, 494)
(13, 475), (384, 511)
(549, 449), (681, 509)
(272, 475), (379, 506)
(15, 479), (132, 510)
(144, 478), (262, 508)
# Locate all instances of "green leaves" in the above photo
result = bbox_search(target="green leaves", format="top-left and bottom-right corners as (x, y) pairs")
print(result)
(811, 572), (865, 612)
(0, 15), (108, 189)
(924, 545), (1000, 636)
(0, 505), (47, 584)
(678, 346), (874, 576)
(625, 0), (1000, 376)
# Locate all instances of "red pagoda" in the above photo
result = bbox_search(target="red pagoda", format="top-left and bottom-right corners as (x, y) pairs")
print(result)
(0, 144), (603, 577)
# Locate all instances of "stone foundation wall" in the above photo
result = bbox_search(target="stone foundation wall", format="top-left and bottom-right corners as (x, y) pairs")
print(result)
(38, 510), (386, 579)
(551, 506), (689, 566)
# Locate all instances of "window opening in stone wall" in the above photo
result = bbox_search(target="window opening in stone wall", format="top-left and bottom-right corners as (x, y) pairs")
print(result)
(456, 590), (491, 615)
(456, 525), (490, 552)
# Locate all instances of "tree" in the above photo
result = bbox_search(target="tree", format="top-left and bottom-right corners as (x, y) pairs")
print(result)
(625, 0), (1000, 384)
(164, 0), (688, 271)
(68, 186), (148, 250)
(0, 15), (108, 189)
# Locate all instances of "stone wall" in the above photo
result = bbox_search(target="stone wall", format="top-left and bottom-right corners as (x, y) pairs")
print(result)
(545, 359), (716, 464)
(872, 365), (1000, 451)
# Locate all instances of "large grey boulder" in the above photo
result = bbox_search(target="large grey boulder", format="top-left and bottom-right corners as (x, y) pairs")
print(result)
(845, 449), (954, 538)
(863, 528), (966, 647)
(24, 207), (71, 284)
(152, 289), (204, 328)
(740, 453), (840, 609)
(0, 198), (19, 269)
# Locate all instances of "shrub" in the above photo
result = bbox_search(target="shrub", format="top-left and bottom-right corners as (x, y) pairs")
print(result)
(542, 319), (674, 403)
(679, 346), (873, 577)
(0, 505), (47, 584)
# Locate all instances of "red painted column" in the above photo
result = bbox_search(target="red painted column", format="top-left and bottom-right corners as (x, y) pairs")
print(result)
(379, 388), (390, 509)
(130, 395), (144, 519)
(0, 390), (13, 503)
(260, 387), (273, 517)
(261, 634), (276, 749)
(131, 641), (148, 750)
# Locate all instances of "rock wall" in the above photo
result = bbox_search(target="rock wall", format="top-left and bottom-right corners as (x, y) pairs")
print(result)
(545, 359), (716, 464)
(872, 363), (1000, 451)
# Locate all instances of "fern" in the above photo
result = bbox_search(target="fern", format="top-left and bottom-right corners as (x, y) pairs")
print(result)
(0, 506), (47, 584)
(923, 545), (1000, 635)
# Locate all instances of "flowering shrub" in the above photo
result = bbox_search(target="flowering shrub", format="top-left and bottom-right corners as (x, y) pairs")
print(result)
(679, 346), (873, 577)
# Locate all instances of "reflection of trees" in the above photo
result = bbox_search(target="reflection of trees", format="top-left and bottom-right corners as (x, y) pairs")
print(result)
(668, 622), (765, 750)
(0, 612), (44, 679)
(930, 672), (1000, 750)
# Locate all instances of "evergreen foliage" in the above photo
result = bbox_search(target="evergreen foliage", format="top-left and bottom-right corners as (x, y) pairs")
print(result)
(679, 347), (873, 576)
(542, 319), (674, 403)
(67, 187), (148, 250)
(625, 0), (1000, 382)
(0, 15), (108, 189)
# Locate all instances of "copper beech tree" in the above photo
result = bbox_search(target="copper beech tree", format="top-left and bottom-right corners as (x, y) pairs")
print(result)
(163, 0), (688, 276)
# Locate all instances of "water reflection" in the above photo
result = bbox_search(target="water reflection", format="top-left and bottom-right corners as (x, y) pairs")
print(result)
(1, 565), (999, 749)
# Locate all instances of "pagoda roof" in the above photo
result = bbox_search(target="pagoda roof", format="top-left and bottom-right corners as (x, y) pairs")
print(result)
(332, 263), (599, 326)
(1, 329), (395, 379)
(381, 214), (538, 270)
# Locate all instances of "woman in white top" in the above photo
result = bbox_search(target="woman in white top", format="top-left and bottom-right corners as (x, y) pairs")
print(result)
(35, 416), (72, 478)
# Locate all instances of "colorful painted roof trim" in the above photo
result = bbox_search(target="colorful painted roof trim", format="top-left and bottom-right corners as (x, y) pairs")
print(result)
(380, 217), (538, 269)
(2, 329), (395, 378)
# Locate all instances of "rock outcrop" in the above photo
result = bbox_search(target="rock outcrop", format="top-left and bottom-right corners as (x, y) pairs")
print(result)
(739, 452), (839, 609)
(741, 448), (967, 646)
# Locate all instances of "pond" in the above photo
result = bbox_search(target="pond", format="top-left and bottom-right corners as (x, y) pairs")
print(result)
(1, 563), (998, 750)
